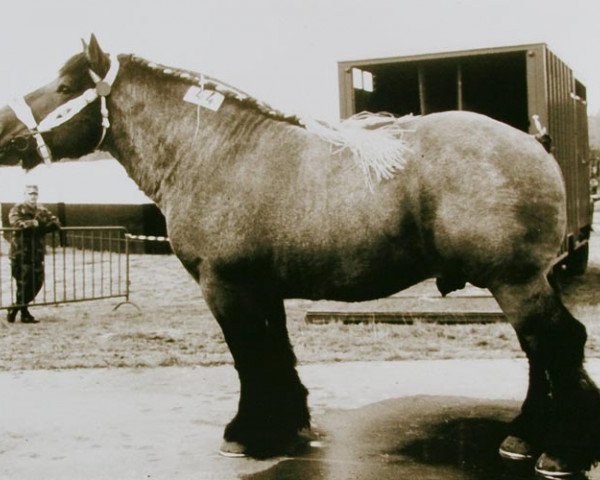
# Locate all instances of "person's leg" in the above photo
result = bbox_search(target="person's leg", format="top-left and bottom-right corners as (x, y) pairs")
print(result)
(19, 262), (44, 323)
(7, 259), (23, 323)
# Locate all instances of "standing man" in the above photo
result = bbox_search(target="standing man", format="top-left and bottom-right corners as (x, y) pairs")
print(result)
(7, 185), (61, 324)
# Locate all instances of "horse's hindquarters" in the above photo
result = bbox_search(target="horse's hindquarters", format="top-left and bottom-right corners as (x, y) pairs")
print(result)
(413, 112), (566, 288)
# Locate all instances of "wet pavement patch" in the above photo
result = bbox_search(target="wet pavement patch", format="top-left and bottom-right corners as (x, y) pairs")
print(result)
(244, 396), (562, 480)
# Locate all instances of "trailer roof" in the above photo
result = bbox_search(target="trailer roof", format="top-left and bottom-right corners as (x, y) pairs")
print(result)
(338, 43), (549, 68)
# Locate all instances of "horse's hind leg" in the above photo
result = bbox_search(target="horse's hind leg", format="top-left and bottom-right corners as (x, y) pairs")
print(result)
(491, 275), (600, 475)
(200, 266), (310, 458)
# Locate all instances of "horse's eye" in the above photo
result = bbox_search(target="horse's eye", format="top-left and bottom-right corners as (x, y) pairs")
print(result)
(57, 84), (73, 94)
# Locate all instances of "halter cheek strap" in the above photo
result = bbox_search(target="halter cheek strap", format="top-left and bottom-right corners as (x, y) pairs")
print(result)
(7, 96), (52, 164)
(7, 54), (120, 165)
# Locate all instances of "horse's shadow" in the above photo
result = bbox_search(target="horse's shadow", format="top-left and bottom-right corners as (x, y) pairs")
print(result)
(243, 395), (592, 480)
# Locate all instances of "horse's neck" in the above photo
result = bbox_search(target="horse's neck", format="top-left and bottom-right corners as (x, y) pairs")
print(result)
(104, 64), (274, 207)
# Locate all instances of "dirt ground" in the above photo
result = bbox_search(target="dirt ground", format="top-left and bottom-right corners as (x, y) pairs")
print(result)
(1, 211), (599, 370)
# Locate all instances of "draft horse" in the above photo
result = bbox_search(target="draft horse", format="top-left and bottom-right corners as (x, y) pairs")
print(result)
(0, 35), (599, 478)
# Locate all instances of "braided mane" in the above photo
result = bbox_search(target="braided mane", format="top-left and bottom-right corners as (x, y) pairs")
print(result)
(125, 54), (304, 127)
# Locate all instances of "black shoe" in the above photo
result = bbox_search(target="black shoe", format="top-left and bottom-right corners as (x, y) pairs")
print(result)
(6, 308), (17, 323)
(21, 314), (39, 324)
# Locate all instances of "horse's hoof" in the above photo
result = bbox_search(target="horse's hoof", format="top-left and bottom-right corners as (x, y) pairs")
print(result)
(535, 453), (581, 478)
(297, 427), (318, 443)
(219, 429), (317, 459)
(219, 440), (247, 458)
(499, 435), (536, 461)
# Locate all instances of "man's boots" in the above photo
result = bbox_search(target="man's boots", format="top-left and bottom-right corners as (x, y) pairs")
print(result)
(20, 308), (38, 324)
(6, 308), (17, 323)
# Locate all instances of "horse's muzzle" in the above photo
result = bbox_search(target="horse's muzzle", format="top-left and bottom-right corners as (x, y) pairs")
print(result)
(9, 136), (31, 151)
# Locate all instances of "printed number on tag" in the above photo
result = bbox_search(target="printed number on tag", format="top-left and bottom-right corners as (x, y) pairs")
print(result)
(183, 86), (225, 111)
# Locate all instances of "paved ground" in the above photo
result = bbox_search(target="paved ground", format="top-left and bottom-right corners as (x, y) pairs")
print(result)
(2, 360), (600, 480)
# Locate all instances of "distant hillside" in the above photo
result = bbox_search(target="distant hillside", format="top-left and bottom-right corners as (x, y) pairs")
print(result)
(590, 113), (600, 149)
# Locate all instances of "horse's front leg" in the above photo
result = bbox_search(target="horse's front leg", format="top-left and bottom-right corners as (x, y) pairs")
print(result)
(493, 276), (600, 477)
(200, 265), (310, 458)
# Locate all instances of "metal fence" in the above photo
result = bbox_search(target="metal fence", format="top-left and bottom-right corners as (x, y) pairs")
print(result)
(0, 226), (130, 310)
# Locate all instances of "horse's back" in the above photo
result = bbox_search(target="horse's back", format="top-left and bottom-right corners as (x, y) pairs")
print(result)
(246, 111), (566, 296)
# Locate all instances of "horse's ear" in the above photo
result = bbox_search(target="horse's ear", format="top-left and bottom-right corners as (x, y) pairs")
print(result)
(84, 34), (110, 77)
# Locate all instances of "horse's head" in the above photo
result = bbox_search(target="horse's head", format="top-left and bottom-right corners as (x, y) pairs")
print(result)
(0, 34), (116, 169)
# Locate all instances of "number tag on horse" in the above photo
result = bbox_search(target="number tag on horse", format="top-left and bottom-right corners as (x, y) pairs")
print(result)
(183, 86), (224, 112)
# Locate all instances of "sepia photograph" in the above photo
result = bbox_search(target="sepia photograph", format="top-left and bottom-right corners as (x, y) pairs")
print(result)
(1, 1), (600, 478)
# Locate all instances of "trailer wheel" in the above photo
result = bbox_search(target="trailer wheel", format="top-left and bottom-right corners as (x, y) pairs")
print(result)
(564, 242), (589, 276)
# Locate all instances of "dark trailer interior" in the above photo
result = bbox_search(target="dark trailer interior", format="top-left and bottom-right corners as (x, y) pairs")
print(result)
(338, 44), (592, 273)
(351, 51), (529, 132)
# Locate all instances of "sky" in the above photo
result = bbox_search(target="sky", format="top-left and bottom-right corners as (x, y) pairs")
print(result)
(0, 0), (599, 203)
(1, 0), (600, 121)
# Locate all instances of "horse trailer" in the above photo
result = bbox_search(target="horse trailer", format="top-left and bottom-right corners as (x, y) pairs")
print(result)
(338, 43), (592, 274)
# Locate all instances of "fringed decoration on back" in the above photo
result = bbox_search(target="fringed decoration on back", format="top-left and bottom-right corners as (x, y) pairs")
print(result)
(301, 112), (414, 189)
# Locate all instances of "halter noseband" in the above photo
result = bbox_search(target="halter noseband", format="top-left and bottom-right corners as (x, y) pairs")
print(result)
(7, 54), (120, 165)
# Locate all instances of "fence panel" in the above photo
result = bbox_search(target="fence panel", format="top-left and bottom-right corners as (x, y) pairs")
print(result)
(0, 226), (129, 310)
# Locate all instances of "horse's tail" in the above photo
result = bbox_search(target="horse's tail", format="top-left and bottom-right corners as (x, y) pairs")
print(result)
(532, 114), (552, 153)
(535, 133), (553, 153)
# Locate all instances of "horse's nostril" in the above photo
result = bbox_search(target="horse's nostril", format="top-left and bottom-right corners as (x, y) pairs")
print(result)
(13, 137), (29, 151)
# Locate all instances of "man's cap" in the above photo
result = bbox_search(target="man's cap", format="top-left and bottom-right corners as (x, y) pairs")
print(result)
(25, 185), (39, 193)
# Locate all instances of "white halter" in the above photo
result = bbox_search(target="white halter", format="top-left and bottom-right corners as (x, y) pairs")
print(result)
(7, 54), (120, 165)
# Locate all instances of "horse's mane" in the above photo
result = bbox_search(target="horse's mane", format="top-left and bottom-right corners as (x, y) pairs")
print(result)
(126, 54), (306, 127)
(62, 53), (414, 185)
